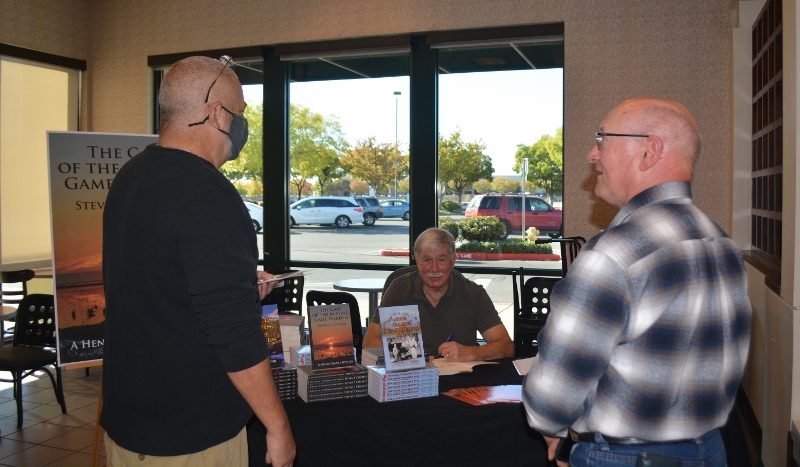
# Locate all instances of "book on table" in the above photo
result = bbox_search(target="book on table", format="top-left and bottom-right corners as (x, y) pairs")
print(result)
(261, 304), (285, 368)
(367, 363), (439, 402)
(361, 347), (385, 367)
(296, 364), (368, 402)
(308, 303), (356, 370)
(378, 305), (425, 372)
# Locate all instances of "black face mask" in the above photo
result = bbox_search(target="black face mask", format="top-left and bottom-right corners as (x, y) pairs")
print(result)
(218, 106), (249, 161)
(187, 105), (249, 161)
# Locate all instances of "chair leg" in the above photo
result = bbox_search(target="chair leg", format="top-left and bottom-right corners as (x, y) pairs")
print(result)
(55, 366), (66, 413)
(14, 371), (23, 429)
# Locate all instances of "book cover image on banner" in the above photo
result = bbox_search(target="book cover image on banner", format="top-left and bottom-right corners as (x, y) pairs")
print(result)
(48, 131), (157, 366)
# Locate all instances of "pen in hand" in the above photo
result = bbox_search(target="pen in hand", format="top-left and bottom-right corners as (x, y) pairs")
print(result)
(439, 332), (455, 358)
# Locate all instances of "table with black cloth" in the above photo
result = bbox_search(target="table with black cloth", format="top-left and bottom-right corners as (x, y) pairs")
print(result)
(247, 358), (548, 467)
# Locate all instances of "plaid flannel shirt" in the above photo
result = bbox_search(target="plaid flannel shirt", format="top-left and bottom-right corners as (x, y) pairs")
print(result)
(522, 182), (752, 441)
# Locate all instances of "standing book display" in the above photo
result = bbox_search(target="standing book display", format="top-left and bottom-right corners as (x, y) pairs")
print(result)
(368, 305), (438, 402)
(379, 305), (426, 371)
(298, 303), (367, 402)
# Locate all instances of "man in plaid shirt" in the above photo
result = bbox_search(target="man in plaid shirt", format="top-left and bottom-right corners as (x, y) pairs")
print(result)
(522, 97), (751, 466)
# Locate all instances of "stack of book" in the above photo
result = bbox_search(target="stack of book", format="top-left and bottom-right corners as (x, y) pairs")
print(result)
(361, 347), (385, 366)
(367, 363), (439, 402)
(279, 315), (305, 350)
(296, 364), (369, 403)
(272, 367), (298, 400)
(288, 345), (311, 367)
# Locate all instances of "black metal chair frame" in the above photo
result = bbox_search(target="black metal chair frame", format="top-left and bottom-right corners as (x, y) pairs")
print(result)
(306, 291), (364, 362)
(0, 293), (66, 428)
(549, 236), (586, 276)
(512, 267), (560, 358)
(262, 270), (304, 315)
(0, 269), (36, 343)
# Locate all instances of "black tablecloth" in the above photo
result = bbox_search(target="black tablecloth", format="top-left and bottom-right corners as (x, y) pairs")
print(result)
(248, 358), (548, 466)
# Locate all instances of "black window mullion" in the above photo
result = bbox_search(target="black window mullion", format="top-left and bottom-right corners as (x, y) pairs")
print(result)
(408, 34), (438, 258)
(261, 46), (290, 271)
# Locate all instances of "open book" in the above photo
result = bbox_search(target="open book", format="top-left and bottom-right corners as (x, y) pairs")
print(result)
(431, 358), (498, 376)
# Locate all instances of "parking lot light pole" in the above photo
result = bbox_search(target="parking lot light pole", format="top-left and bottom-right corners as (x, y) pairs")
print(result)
(394, 91), (401, 198)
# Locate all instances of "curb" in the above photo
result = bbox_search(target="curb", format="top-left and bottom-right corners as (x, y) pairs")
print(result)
(378, 249), (561, 261)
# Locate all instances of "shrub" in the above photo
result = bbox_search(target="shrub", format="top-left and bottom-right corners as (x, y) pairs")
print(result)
(456, 240), (553, 254)
(438, 217), (459, 240)
(459, 216), (505, 242)
(441, 200), (461, 213)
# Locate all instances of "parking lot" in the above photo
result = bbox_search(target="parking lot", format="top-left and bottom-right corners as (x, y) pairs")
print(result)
(255, 216), (562, 334)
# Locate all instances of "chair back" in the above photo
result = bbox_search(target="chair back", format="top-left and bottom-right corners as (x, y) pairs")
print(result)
(306, 291), (363, 361)
(262, 270), (304, 315)
(551, 237), (586, 276)
(383, 265), (417, 293)
(0, 269), (35, 309)
(514, 277), (560, 357)
(13, 293), (56, 348)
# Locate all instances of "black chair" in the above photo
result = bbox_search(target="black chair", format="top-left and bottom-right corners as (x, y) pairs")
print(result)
(512, 268), (560, 357)
(382, 265), (417, 293)
(550, 236), (586, 276)
(306, 291), (363, 362)
(0, 294), (66, 428)
(0, 269), (36, 343)
(262, 270), (304, 315)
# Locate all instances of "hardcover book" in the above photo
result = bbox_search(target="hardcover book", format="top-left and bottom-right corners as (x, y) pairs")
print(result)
(378, 305), (425, 372)
(308, 303), (355, 370)
(261, 304), (284, 368)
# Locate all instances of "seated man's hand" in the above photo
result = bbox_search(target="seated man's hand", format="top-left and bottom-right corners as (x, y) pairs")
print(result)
(438, 342), (473, 362)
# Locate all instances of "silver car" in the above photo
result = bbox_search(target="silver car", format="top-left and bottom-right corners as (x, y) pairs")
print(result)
(289, 196), (364, 228)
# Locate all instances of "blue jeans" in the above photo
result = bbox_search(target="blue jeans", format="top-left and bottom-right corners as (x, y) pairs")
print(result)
(569, 429), (726, 467)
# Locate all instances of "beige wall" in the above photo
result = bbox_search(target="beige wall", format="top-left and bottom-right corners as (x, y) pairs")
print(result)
(0, 0), (735, 240)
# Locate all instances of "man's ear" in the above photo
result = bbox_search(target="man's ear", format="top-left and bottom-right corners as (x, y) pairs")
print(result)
(207, 102), (225, 130)
(639, 135), (663, 171)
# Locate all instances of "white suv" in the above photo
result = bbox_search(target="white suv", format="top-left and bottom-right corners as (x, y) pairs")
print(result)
(289, 196), (364, 228)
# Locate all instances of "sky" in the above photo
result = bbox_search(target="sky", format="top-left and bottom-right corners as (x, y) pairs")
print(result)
(243, 67), (563, 176)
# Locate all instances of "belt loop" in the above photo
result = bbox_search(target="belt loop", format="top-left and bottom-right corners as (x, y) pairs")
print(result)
(594, 432), (610, 451)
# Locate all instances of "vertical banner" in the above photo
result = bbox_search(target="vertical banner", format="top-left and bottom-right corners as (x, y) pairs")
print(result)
(47, 131), (158, 367)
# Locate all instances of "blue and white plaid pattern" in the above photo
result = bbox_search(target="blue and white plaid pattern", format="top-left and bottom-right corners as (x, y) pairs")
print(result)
(523, 182), (752, 441)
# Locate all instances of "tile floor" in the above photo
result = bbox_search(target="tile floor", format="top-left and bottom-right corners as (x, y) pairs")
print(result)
(0, 366), (105, 467)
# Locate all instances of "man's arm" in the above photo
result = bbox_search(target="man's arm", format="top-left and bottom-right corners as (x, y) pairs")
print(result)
(362, 322), (382, 349)
(437, 324), (513, 361)
(228, 359), (295, 467)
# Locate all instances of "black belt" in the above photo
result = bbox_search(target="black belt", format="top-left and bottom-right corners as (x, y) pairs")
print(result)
(569, 429), (683, 446)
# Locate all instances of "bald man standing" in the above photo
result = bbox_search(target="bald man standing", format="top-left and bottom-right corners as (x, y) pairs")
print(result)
(522, 98), (751, 466)
(102, 56), (294, 466)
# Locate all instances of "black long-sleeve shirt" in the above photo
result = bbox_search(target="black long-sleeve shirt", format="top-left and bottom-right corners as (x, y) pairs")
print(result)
(101, 145), (269, 455)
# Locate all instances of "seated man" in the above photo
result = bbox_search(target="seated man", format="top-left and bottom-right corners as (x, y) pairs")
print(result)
(362, 228), (513, 361)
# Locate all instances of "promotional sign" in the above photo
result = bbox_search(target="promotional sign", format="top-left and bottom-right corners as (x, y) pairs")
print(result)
(47, 131), (157, 366)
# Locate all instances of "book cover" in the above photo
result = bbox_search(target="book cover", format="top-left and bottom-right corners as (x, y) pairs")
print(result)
(378, 305), (425, 372)
(308, 303), (356, 370)
(261, 304), (284, 368)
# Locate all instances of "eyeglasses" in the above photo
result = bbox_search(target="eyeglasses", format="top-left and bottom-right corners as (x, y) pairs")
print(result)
(595, 132), (649, 150)
(188, 56), (233, 128)
(202, 55), (233, 104)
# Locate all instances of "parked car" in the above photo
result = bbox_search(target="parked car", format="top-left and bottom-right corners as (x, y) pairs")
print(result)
(289, 196), (364, 228)
(353, 196), (383, 226)
(244, 202), (263, 232)
(381, 199), (410, 220)
(464, 194), (562, 239)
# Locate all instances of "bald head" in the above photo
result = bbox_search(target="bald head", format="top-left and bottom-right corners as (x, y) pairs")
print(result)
(614, 97), (701, 167)
(588, 97), (702, 207)
(158, 56), (240, 134)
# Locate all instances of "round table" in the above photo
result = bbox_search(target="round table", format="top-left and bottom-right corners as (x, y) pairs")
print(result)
(332, 278), (385, 325)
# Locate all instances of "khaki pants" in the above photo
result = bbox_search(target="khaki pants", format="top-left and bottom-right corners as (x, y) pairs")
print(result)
(105, 427), (248, 467)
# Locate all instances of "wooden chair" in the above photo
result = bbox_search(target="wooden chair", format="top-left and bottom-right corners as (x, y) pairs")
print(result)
(0, 293), (66, 427)
(512, 267), (560, 357)
(262, 270), (304, 315)
(0, 269), (36, 343)
(306, 291), (363, 362)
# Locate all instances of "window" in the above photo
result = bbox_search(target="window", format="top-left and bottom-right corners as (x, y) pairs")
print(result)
(0, 46), (83, 266)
